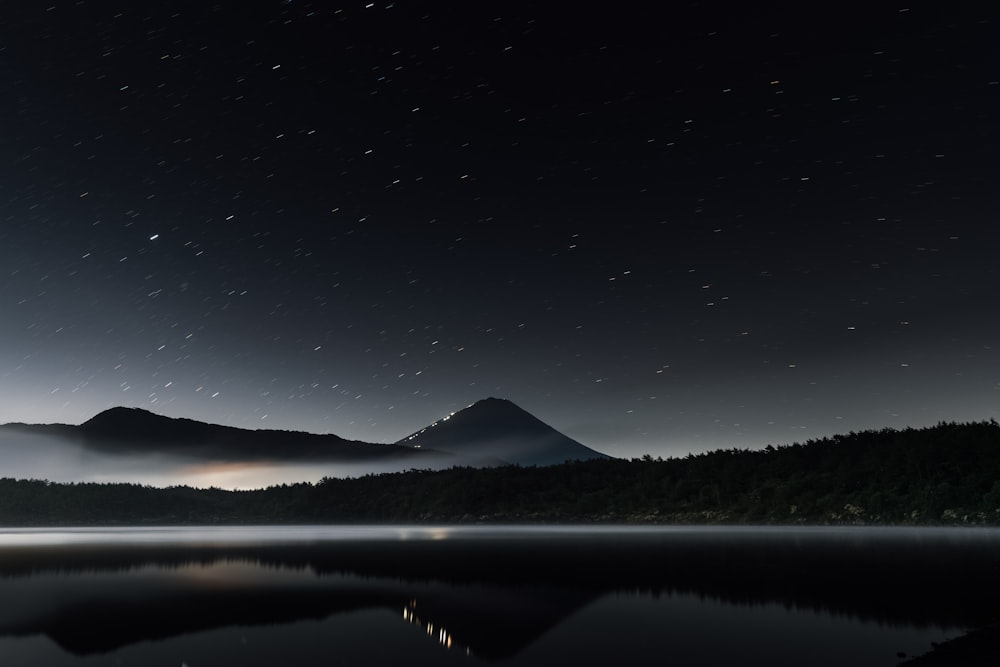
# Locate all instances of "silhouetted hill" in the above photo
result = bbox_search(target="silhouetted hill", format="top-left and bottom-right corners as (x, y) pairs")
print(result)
(1, 400), (611, 481)
(81, 406), (221, 442)
(396, 398), (611, 466)
(17, 407), (446, 464)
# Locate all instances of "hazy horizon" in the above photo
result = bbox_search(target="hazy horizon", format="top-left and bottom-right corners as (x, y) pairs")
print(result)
(3, 402), (997, 490)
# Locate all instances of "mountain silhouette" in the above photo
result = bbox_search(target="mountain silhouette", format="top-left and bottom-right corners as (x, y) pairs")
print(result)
(0, 400), (609, 484)
(396, 397), (610, 466)
(77, 406), (441, 463)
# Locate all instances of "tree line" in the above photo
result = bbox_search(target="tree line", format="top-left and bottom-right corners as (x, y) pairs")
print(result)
(1, 420), (998, 525)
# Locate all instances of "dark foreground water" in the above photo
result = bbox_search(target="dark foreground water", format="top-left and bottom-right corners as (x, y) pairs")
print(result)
(0, 526), (997, 666)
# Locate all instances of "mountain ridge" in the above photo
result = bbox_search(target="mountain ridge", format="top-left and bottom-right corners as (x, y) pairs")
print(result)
(75, 405), (434, 462)
(1, 399), (611, 473)
(396, 397), (611, 466)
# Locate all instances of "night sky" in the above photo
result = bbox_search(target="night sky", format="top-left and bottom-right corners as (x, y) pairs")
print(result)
(2, 2), (998, 460)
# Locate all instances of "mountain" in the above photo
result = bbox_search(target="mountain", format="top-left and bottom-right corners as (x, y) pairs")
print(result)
(0, 400), (609, 486)
(77, 406), (443, 463)
(395, 397), (611, 466)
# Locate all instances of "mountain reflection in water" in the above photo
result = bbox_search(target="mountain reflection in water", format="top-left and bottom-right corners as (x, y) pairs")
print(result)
(0, 526), (996, 666)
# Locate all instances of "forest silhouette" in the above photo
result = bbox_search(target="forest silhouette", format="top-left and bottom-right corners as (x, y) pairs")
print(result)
(1, 420), (998, 525)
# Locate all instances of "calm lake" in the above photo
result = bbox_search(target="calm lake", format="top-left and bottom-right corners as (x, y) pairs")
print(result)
(0, 525), (997, 666)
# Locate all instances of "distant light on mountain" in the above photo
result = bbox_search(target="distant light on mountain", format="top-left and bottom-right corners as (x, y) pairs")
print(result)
(396, 397), (612, 466)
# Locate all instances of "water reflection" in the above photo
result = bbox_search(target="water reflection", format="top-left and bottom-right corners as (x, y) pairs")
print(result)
(0, 526), (996, 665)
(403, 601), (464, 654)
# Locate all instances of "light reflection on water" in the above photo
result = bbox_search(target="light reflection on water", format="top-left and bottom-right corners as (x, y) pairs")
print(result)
(0, 526), (995, 665)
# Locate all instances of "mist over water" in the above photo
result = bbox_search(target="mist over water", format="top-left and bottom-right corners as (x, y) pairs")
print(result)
(3, 523), (992, 546)
(0, 429), (433, 488)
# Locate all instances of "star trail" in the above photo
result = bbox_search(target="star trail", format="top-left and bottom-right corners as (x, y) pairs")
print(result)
(1, 2), (998, 458)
